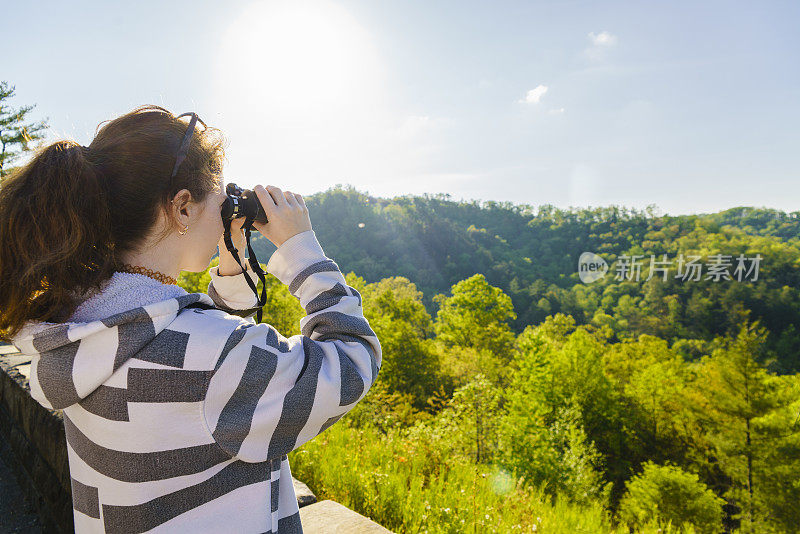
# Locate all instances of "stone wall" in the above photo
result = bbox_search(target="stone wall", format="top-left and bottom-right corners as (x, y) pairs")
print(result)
(0, 344), (391, 533)
(0, 346), (71, 534)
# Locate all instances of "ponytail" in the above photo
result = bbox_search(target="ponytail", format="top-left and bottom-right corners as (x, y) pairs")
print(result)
(0, 105), (226, 342)
(0, 141), (115, 340)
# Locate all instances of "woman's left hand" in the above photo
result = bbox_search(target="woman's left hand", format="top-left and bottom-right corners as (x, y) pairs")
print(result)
(217, 218), (248, 276)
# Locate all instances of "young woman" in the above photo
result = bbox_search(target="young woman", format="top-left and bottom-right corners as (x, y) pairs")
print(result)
(0, 105), (382, 534)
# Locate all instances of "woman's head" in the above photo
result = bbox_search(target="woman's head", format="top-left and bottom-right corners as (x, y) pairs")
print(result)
(0, 104), (227, 342)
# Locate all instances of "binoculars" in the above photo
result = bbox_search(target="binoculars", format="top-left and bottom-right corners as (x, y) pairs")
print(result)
(220, 183), (268, 226)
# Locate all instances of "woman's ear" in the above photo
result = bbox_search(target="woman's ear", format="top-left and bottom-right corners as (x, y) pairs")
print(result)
(171, 189), (193, 219)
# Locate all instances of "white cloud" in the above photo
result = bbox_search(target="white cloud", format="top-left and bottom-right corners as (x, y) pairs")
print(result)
(585, 31), (617, 60)
(588, 31), (617, 47)
(519, 84), (548, 104)
(548, 107), (565, 115)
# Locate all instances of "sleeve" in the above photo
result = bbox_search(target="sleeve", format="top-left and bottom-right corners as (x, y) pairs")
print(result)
(207, 263), (262, 322)
(202, 230), (382, 463)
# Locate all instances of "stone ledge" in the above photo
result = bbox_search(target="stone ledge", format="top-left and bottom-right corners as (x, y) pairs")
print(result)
(293, 477), (317, 508)
(299, 500), (393, 533)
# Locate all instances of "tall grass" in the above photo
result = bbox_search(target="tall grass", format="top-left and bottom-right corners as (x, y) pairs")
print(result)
(289, 421), (688, 533)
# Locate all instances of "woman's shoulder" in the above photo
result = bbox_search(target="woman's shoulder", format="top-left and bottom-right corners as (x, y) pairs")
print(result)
(177, 302), (256, 329)
(175, 302), (295, 361)
(145, 302), (269, 370)
(170, 302), (261, 352)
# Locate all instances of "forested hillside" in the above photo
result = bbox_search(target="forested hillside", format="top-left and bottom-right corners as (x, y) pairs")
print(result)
(188, 185), (800, 532)
(246, 184), (800, 372)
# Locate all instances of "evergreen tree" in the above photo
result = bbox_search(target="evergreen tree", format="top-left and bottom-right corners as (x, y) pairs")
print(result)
(0, 81), (48, 178)
(691, 320), (800, 531)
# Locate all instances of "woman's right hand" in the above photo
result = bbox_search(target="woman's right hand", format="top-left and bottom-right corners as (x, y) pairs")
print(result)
(251, 185), (313, 248)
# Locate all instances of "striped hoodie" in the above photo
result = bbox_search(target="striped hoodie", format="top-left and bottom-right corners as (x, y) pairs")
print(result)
(9, 230), (382, 533)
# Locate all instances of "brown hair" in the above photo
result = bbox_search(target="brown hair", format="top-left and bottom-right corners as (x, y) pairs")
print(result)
(0, 105), (226, 342)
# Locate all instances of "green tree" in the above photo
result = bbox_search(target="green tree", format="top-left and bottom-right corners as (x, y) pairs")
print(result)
(433, 273), (516, 353)
(351, 274), (443, 409)
(619, 462), (724, 534)
(0, 81), (48, 178)
(603, 335), (694, 466)
(413, 373), (503, 466)
(498, 314), (613, 505)
(755, 374), (800, 531)
(448, 373), (501, 464)
(690, 320), (800, 531)
(433, 274), (516, 386)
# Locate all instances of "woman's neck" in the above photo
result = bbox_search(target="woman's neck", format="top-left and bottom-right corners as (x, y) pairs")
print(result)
(118, 244), (181, 281)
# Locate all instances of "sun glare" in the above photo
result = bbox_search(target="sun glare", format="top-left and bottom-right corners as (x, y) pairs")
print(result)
(210, 0), (394, 194)
(216, 0), (373, 111)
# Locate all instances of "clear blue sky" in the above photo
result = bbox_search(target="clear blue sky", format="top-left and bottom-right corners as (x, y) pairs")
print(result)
(5, 0), (799, 215)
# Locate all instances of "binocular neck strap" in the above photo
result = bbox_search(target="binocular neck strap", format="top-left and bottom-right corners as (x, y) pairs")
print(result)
(222, 216), (268, 323)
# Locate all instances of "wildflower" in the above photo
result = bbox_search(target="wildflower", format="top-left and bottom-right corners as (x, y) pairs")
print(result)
(532, 525), (537, 532)
(397, 456), (408, 463)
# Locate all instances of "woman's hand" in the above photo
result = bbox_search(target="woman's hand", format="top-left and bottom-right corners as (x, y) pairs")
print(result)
(217, 217), (248, 276)
(251, 185), (312, 248)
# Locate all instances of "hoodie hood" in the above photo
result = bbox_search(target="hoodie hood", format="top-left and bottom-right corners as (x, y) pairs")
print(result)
(10, 272), (215, 411)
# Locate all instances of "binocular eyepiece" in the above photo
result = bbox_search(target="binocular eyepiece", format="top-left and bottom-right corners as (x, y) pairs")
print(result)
(220, 183), (268, 225)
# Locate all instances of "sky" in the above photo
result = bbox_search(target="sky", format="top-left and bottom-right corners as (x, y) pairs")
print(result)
(5, 0), (799, 215)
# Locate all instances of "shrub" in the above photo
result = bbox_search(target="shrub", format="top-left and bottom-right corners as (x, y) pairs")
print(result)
(619, 462), (724, 534)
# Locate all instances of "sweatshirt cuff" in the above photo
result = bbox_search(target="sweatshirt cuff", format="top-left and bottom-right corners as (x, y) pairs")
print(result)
(265, 230), (329, 287)
(207, 263), (260, 309)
